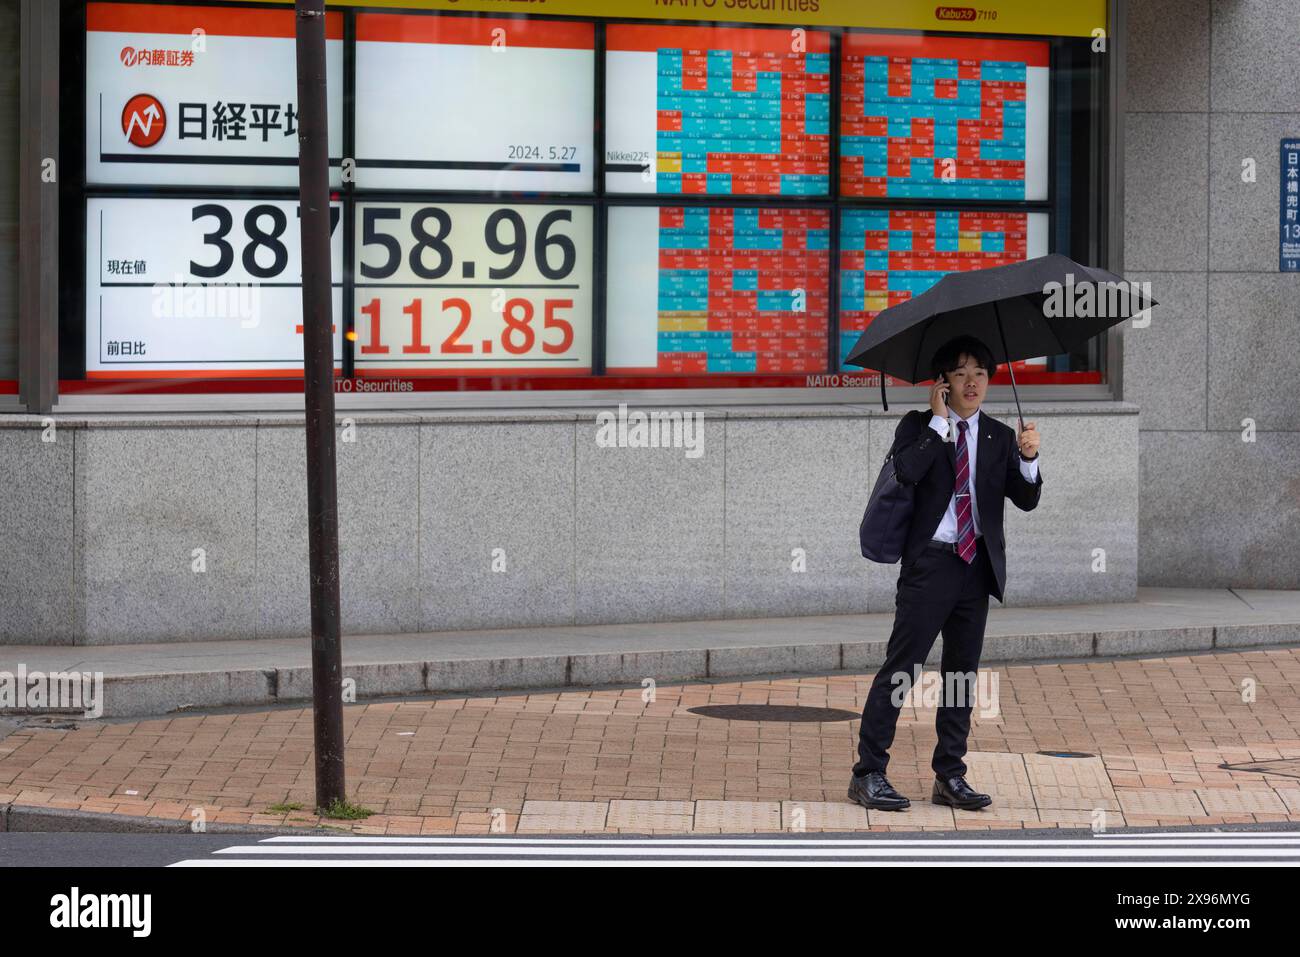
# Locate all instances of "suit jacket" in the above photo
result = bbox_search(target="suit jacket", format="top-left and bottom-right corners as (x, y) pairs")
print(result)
(888, 408), (1043, 603)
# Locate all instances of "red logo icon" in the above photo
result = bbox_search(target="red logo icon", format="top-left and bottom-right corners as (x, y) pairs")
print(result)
(122, 94), (165, 148)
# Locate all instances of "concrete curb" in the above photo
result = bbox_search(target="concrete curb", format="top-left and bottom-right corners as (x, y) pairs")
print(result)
(7, 799), (1300, 838)
(60, 621), (1300, 718)
(0, 802), (353, 835)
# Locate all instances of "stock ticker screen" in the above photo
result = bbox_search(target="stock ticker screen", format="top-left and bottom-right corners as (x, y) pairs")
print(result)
(605, 24), (832, 196)
(606, 206), (831, 374)
(839, 33), (1049, 200)
(84, 4), (1067, 384)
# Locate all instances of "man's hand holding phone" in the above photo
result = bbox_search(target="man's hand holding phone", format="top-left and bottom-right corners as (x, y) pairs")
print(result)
(929, 376), (950, 417)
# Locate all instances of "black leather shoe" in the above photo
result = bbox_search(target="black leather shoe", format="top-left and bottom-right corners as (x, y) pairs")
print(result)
(848, 771), (911, 811)
(931, 774), (992, 810)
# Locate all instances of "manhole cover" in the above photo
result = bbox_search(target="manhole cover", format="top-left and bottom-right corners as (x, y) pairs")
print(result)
(1036, 750), (1095, 758)
(1220, 758), (1300, 779)
(687, 705), (858, 723)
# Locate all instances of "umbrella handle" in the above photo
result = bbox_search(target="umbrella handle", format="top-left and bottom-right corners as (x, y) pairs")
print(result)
(993, 301), (1025, 434)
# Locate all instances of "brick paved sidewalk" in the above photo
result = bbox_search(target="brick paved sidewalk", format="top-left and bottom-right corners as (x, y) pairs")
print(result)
(3, 648), (1300, 835)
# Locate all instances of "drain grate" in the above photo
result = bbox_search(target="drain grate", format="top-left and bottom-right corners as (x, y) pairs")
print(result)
(1220, 758), (1300, 779)
(1036, 750), (1095, 758)
(687, 704), (859, 723)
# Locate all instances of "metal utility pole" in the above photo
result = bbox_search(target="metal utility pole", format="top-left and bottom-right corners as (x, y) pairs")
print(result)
(293, 0), (345, 810)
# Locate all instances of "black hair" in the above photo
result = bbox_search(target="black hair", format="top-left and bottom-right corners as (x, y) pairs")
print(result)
(930, 335), (997, 382)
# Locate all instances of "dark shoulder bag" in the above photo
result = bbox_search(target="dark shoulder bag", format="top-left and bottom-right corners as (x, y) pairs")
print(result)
(858, 431), (916, 564)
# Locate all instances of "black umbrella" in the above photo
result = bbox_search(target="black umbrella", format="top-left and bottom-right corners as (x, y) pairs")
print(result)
(843, 253), (1157, 429)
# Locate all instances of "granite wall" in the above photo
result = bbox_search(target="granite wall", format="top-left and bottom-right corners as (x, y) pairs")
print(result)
(1123, 0), (1300, 587)
(0, 403), (1139, 644)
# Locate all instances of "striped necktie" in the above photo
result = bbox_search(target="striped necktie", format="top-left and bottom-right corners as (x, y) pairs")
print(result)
(954, 419), (976, 565)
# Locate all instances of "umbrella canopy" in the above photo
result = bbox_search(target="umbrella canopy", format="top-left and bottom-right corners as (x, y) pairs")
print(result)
(843, 253), (1157, 423)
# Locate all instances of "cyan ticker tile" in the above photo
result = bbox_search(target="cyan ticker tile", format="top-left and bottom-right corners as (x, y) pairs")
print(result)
(256, 422), (420, 638)
(1210, 0), (1300, 112)
(1126, 0), (1209, 112)
(1207, 273), (1300, 431)
(575, 409), (724, 625)
(1120, 272), (1207, 430)
(1209, 113), (1300, 271)
(1123, 112), (1209, 271)
(0, 426), (76, 643)
(723, 414), (872, 617)
(1139, 430), (1300, 589)
(420, 422), (575, 630)
(76, 426), (258, 643)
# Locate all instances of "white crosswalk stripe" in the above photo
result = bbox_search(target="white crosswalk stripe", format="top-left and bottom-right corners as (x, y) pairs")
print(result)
(169, 832), (1300, 866)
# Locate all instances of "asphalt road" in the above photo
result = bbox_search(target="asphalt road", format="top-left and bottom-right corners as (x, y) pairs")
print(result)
(4, 822), (1300, 866)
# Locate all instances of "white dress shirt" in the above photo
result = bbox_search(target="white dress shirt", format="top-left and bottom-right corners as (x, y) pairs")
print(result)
(927, 407), (1040, 543)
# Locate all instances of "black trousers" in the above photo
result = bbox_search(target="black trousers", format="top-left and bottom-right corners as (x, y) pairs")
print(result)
(853, 535), (995, 780)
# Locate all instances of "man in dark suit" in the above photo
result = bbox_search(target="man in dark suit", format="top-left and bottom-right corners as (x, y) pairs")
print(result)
(849, 335), (1043, 812)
